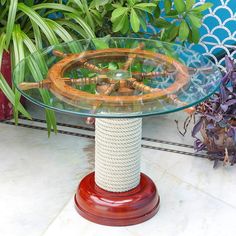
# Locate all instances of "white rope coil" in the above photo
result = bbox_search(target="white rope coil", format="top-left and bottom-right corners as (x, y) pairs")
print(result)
(95, 118), (142, 192)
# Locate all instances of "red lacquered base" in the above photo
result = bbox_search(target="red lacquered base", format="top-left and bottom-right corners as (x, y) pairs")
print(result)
(74, 172), (160, 226)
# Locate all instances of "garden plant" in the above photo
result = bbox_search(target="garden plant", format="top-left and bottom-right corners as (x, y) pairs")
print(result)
(0, 0), (212, 134)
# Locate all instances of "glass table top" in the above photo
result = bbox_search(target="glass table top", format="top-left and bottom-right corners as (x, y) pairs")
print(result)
(14, 37), (222, 118)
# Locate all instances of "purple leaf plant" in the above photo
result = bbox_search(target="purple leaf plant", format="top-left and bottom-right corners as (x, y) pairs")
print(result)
(175, 56), (236, 167)
(192, 56), (236, 166)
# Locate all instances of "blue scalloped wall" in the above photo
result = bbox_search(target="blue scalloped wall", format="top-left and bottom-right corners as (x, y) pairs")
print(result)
(188, 0), (236, 70)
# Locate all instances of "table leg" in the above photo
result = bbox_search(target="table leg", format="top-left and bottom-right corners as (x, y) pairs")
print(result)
(75, 118), (160, 226)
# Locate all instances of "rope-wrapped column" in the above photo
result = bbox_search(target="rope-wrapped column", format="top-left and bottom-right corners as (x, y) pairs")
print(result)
(95, 118), (142, 192)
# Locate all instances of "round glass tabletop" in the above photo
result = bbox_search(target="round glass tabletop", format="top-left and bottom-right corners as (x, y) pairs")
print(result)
(14, 37), (222, 118)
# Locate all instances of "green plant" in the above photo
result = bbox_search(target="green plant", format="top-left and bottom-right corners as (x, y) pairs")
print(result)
(0, 0), (94, 135)
(67, 0), (212, 43)
(0, 0), (212, 135)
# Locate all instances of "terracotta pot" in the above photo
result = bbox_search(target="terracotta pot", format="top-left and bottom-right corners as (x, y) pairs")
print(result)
(0, 51), (13, 120)
(201, 119), (236, 153)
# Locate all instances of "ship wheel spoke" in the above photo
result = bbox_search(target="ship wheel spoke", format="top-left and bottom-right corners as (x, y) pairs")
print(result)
(62, 75), (108, 86)
(79, 60), (108, 74)
(132, 71), (170, 81)
(52, 50), (108, 74)
(127, 78), (154, 93)
(18, 75), (109, 91)
(19, 80), (51, 91)
(122, 43), (144, 70)
(89, 82), (119, 115)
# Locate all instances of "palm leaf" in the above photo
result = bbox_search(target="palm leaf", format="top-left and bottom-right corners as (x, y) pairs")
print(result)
(0, 72), (31, 119)
(0, 33), (6, 68)
(5, 0), (18, 48)
(17, 3), (59, 45)
(45, 18), (73, 42)
(12, 24), (25, 124)
(56, 19), (88, 39)
(31, 21), (43, 49)
(26, 55), (57, 136)
(65, 12), (95, 38)
(19, 30), (57, 136)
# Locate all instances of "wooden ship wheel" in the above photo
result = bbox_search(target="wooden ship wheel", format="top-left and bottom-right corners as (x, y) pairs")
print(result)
(19, 44), (196, 113)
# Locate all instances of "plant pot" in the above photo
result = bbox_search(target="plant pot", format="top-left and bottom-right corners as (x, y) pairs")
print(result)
(0, 51), (13, 120)
(200, 119), (236, 153)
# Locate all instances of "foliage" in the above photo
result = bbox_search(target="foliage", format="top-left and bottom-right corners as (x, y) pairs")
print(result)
(192, 56), (236, 166)
(67, 0), (213, 43)
(0, 0), (94, 135)
(0, 0), (212, 135)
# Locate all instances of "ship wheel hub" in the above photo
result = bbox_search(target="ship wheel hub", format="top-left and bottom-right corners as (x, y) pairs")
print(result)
(106, 69), (131, 81)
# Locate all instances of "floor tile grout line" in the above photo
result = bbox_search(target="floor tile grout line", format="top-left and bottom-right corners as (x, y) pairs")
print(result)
(18, 116), (195, 149)
(40, 193), (78, 236)
(164, 170), (236, 211)
(1, 120), (207, 160)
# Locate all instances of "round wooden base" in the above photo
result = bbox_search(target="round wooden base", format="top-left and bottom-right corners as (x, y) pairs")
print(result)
(74, 172), (160, 226)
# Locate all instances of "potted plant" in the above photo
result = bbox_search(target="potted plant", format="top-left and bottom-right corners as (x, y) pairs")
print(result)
(0, 0), (212, 132)
(0, 0), (94, 131)
(67, 0), (212, 43)
(192, 56), (236, 166)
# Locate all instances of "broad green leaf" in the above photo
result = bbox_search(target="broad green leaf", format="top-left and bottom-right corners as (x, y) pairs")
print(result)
(92, 38), (109, 49)
(112, 11), (128, 32)
(154, 18), (171, 28)
(190, 25), (200, 43)
(192, 3), (213, 12)
(111, 7), (128, 22)
(137, 10), (147, 31)
(130, 8), (140, 32)
(127, 0), (136, 6)
(154, 5), (161, 18)
(179, 20), (189, 41)
(5, 0), (18, 48)
(162, 25), (179, 42)
(134, 3), (157, 8)
(120, 14), (129, 34)
(166, 10), (178, 17)
(174, 0), (185, 13)
(188, 14), (202, 28)
(186, 0), (195, 11)
(134, 3), (156, 14)
(94, 0), (109, 9)
(164, 0), (172, 14)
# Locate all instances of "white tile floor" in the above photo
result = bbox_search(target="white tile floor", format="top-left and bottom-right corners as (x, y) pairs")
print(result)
(0, 105), (236, 236)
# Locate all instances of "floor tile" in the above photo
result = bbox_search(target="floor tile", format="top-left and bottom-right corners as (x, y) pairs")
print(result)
(42, 162), (165, 236)
(0, 123), (94, 236)
(166, 155), (236, 208)
(127, 172), (236, 236)
(43, 169), (236, 236)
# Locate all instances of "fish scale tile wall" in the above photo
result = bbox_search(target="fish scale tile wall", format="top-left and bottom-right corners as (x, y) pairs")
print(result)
(147, 0), (236, 70)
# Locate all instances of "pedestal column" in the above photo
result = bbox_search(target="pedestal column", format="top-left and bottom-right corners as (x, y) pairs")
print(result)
(75, 118), (160, 226)
(95, 118), (142, 192)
